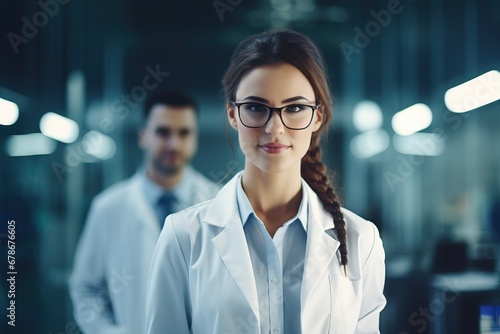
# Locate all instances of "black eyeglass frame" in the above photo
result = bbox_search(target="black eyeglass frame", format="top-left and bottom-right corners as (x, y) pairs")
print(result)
(230, 101), (322, 130)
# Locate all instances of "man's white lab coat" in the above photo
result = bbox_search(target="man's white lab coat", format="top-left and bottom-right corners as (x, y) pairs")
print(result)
(70, 168), (219, 334)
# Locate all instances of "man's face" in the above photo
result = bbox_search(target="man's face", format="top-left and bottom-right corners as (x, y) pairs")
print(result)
(139, 104), (198, 176)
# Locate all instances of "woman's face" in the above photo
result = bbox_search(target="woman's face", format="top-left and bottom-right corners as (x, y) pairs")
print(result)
(227, 62), (323, 174)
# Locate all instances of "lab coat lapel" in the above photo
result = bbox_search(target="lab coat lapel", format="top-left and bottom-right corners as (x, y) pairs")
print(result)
(205, 172), (260, 326)
(300, 182), (340, 311)
(211, 215), (260, 323)
(127, 173), (160, 237)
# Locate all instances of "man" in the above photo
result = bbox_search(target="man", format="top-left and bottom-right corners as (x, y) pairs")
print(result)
(69, 91), (220, 334)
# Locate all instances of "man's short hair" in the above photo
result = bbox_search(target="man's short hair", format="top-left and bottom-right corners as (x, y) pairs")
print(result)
(144, 90), (198, 120)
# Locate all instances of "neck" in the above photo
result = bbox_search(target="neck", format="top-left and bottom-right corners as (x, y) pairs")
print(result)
(146, 164), (184, 190)
(241, 163), (302, 234)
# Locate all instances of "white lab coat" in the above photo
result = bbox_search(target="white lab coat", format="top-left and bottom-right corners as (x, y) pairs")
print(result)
(69, 169), (220, 334)
(146, 171), (386, 334)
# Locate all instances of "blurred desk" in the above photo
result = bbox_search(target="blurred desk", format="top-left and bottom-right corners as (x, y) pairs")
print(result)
(431, 271), (500, 334)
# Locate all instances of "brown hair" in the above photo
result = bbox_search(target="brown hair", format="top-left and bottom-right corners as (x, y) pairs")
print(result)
(222, 29), (348, 271)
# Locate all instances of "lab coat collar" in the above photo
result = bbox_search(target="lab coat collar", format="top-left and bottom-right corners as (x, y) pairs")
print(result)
(127, 172), (161, 237)
(203, 171), (324, 230)
(138, 165), (196, 209)
(204, 170), (337, 232)
(203, 171), (243, 227)
(204, 171), (342, 325)
(206, 172), (259, 323)
(235, 171), (309, 232)
(301, 178), (342, 313)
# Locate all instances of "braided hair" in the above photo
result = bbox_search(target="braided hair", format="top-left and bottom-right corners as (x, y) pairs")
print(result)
(222, 29), (348, 272)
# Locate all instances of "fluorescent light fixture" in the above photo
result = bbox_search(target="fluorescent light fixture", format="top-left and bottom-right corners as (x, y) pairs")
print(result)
(393, 133), (444, 156)
(353, 100), (383, 132)
(40, 112), (79, 143)
(445, 70), (500, 113)
(5, 133), (56, 157)
(82, 131), (116, 160)
(0, 97), (19, 126)
(391, 103), (432, 136)
(350, 129), (389, 159)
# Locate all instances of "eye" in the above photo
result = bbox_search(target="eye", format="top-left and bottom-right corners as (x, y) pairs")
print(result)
(178, 128), (192, 138)
(285, 105), (307, 113)
(156, 127), (171, 138)
(242, 103), (268, 113)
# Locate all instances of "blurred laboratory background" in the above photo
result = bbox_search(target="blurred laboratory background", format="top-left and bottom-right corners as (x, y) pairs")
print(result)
(1, 0), (500, 333)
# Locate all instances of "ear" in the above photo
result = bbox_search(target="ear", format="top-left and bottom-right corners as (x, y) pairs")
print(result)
(226, 101), (238, 130)
(311, 106), (324, 132)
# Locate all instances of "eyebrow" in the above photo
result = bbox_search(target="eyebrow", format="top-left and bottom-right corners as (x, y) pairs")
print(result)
(154, 126), (194, 133)
(241, 95), (312, 104)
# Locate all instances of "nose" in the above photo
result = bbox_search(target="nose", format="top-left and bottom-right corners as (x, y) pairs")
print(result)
(265, 110), (285, 135)
(164, 133), (180, 149)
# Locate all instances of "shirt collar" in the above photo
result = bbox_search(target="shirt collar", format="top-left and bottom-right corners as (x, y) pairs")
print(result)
(139, 165), (195, 207)
(236, 172), (308, 232)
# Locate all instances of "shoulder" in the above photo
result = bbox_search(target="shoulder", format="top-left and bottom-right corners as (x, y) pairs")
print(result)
(340, 207), (383, 271)
(80, 177), (137, 237)
(340, 207), (379, 240)
(90, 177), (135, 213)
(158, 199), (218, 260)
(168, 199), (215, 235)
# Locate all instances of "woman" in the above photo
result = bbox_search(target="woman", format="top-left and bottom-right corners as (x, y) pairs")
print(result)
(145, 29), (386, 334)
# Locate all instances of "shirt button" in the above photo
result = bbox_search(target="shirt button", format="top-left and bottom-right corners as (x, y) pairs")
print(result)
(271, 277), (278, 284)
(273, 328), (281, 334)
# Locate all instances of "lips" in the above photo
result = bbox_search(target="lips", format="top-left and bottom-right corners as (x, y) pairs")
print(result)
(160, 151), (181, 163)
(259, 142), (290, 154)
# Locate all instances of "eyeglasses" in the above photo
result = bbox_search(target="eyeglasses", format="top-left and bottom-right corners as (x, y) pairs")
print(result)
(230, 101), (321, 130)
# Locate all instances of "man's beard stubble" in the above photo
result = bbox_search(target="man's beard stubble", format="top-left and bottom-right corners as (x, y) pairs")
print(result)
(152, 153), (185, 176)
